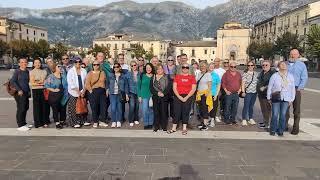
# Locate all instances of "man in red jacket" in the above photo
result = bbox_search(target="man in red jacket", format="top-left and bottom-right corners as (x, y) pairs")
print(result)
(221, 61), (242, 124)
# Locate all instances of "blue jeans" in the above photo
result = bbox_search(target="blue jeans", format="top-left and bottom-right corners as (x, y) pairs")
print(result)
(129, 93), (139, 123)
(242, 93), (257, 120)
(271, 101), (289, 134)
(142, 98), (154, 126)
(224, 93), (239, 123)
(109, 94), (122, 122)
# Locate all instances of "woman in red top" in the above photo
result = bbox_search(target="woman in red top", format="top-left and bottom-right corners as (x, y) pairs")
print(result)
(168, 63), (196, 135)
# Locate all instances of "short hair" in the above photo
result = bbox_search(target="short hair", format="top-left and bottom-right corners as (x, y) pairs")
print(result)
(130, 60), (137, 65)
(277, 61), (286, 68)
(18, 57), (27, 63)
(45, 57), (53, 63)
(33, 58), (41, 63)
(180, 53), (187, 57)
(50, 63), (58, 73)
(177, 55), (181, 58)
(118, 53), (125, 58)
(154, 63), (163, 72)
(262, 60), (271, 65)
(199, 61), (209, 71)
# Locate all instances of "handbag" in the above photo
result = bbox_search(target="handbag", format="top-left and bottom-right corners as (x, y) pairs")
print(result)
(76, 97), (88, 114)
(120, 91), (127, 103)
(43, 89), (49, 101)
(271, 91), (281, 102)
(240, 72), (255, 98)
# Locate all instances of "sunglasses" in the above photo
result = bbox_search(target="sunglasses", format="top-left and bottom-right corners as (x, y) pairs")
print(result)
(167, 59), (174, 61)
(75, 61), (81, 64)
(247, 65), (254, 67)
(93, 64), (100, 66)
(131, 64), (137, 67)
(62, 58), (69, 60)
(223, 62), (229, 64)
(113, 66), (120, 68)
(138, 59), (144, 61)
(230, 66), (236, 68)
(182, 66), (189, 69)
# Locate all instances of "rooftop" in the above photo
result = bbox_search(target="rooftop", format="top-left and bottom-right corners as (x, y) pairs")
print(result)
(0, 16), (47, 31)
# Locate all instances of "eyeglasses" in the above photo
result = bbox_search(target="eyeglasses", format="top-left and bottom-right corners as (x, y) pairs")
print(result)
(262, 64), (269, 67)
(131, 64), (137, 67)
(93, 64), (100, 66)
(247, 65), (254, 67)
(182, 66), (190, 69)
(75, 61), (81, 64)
(230, 66), (236, 68)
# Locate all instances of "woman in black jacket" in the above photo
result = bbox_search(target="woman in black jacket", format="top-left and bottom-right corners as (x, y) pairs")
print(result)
(150, 63), (171, 132)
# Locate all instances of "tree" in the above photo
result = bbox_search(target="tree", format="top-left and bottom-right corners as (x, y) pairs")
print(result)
(88, 44), (109, 57)
(247, 41), (261, 60)
(132, 44), (146, 58)
(50, 42), (68, 60)
(10, 40), (32, 58)
(273, 32), (301, 60)
(247, 41), (274, 60)
(34, 39), (50, 59)
(306, 25), (320, 61)
(0, 40), (9, 58)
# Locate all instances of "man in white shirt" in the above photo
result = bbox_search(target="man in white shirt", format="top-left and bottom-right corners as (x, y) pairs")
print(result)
(118, 54), (130, 70)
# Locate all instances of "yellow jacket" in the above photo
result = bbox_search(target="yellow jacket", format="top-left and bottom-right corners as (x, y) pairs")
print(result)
(196, 89), (213, 112)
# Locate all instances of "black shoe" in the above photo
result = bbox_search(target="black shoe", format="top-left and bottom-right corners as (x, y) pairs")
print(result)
(56, 123), (63, 130)
(197, 123), (204, 129)
(270, 132), (276, 136)
(153, 129), (158, 132)
(277, 132), (284, 137)
(200, 125), (208, 131)
(291, 130), (299, 135)
(231, 121), (237, 125)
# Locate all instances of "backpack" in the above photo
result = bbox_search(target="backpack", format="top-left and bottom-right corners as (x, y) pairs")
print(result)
(3, 70), (22, 96)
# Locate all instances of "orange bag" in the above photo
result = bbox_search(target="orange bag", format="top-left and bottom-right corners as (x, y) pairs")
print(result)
(76, 97), (88, 115)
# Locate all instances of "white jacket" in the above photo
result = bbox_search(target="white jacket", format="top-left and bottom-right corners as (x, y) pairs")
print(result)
(67, 66), (87, 97)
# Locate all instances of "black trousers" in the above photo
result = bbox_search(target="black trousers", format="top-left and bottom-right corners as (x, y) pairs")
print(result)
(153, 96), (169, 130)
(14, 94), (29, 127)
(48, 91), (66, 123)
(197, 95), (209, 121)
(32, 89), (46, 128)
(209, 96), (219, 118)
(43, 100), (51, 124)
(173, 94), (192, 125)
(168, 95), (174, 119)
(105, 96), (110, 120)
(88, 88), (106, 123)
(286, 90), (301, 131)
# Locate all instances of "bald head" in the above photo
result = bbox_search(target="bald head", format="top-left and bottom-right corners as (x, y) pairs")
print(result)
(290, 49), (300, 60)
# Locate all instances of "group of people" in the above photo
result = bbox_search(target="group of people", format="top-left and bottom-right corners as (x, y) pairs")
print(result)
(10, 48), (308, 136)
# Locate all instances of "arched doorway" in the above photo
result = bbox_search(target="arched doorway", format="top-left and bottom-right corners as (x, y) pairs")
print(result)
(230, 51), (236, 61)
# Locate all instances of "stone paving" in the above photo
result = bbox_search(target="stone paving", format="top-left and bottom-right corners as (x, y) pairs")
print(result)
(0, 136), (319, 180)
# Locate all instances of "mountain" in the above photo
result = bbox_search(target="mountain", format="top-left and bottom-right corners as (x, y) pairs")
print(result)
(0, 0), (315, 46)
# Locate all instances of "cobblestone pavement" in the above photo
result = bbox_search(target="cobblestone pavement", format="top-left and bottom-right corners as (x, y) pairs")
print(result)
(0, 136), (319, 180)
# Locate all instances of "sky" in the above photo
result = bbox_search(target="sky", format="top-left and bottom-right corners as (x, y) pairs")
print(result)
(0, 0), (229, 9)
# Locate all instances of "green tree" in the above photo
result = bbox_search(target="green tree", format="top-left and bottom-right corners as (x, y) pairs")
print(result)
(247, 41), (274, 60)
(50, 42), (68, 60)
(273, 32), (301, 60)
(306, 25), (320, 61)
(34, 39), (50, 59)
(10, 40), (32, 58)
(88, 44), (109, 57)
(0, 40), (9, 58)
(145, 47), (154, 62)
(260, 42), (274, 59)
(247, 41), (261, 60)
(132, 44), (146, 58)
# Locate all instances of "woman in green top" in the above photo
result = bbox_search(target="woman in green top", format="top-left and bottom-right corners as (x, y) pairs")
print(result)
(138, 63), (155, 129)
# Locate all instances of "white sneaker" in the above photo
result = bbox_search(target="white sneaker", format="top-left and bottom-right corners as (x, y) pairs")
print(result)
(215, 116), (221, 123)
(84, 122), (91, 126)
(99, 121), (108, 127)
(242, 120), (248, 126)
(129, 123), (134, 127)
(209, 121), (215, 128)
(134, 121), (140, 125)
(93, 123), (98, 128)
(26, 124), (33, 128)
(74, 124), (81, 128)
(17, 126), (30, 131)
(111, 122), (116, 128)
(116, 122), (121, 128)
(249, 119), (256, 125)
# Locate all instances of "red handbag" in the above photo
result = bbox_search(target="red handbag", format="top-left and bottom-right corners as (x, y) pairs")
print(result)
(76, 97), (88, 115)
(43, 89), (49, 101)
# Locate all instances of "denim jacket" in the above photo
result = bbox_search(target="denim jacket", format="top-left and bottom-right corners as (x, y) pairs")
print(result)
(127, 71), (140, 94)
(106, 72), (129, 94)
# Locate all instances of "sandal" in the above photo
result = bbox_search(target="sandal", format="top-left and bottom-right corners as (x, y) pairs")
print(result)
(182, 130), (188, 135)
(167, 129), (177, 134)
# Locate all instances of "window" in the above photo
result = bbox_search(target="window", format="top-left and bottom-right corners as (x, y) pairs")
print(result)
(296, 30), (298, 35)
(204, 49), (207, 55)
(304, 28), (307, 35)
(122, 44), (125, 49)
(305, 12), (308, 21)
(115, 44), (118, 49)
(212, 51), (215, 55)
(19, 34), (22, 40)
(192, 49), (195, 57)
(180, 49), (183, 55)
(34, 30), (36, 35)
(287, 17), (290, 27)
(34, 38), (36, 42)
(19, 24), (21, 31)
(297, 15), (299, 25)
(26, 29), (29, 34)
(27, 37), (29, 41)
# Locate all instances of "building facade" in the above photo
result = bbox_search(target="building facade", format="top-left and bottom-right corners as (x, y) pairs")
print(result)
(93, 34), (168, 62)
(174, 40), (217, 63)
(0, 16), (48, 43)
(217, 22), (251, 65)
(253, 1), (320, 46)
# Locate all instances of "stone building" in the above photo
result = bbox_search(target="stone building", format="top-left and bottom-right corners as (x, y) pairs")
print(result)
(216, 22), (251, 65)
(93, 33), (168, 62)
